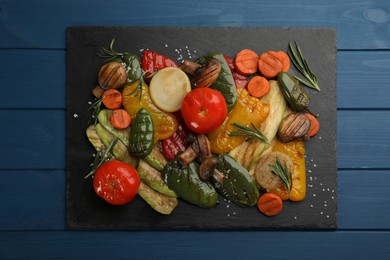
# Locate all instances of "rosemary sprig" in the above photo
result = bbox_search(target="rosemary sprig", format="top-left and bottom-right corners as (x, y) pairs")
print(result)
(268, 157), (292, 194)
(229, 122), (269, 144)
(84, 138), (118, 179)
(88, 98), (103, 125)
(97, 38), (125, 62)
(288, 41), (321, 92)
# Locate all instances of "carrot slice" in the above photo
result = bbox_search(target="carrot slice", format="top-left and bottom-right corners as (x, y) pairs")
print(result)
(234, 49), (259, 76)
(109, 109), (131, 129)
(247, 76), (270, 98)
(257, 192), (283, 216)
(305, 113), (320, 137)
(258, 51), (288, 79)
(269, 51), (290, 72)
(102, 89), (122, 110)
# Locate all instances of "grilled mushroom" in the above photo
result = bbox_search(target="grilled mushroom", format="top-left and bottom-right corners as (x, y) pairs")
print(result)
(98, 61), (127, 90)
(180, 58), (221, 88)
(278, 113), (311, 143)
(199, 157), (220, 181)
(177, 134), (211, 165)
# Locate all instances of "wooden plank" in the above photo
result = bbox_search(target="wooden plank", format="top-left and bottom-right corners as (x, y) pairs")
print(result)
(1, 50), (390, 109)
(0, 50), (65, 109)
(0, 110), (388, 169)
(337, 51), (390, 109)
(1, 169), (389, 230)
(0, 110), (65, 169)
(0, 0), (389, 49)
(0, 231), (389, 259)
(338, 170), (390, 229)
(337, 110), (390, 169)
(0, 170), (65, 230)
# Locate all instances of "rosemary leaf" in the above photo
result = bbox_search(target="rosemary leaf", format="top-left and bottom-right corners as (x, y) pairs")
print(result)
(288, 41), (321, 92)
(84, 138), (118, 179)
(88, 98), (103, 125)
(268, 157), (292, 194)
(229, 122), (269, 144)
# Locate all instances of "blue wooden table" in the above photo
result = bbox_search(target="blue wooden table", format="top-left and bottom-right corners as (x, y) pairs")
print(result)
(0, 0), (389, 258)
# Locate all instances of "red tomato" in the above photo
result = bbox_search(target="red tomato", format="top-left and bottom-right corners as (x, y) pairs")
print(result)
(93, 160), (140, 205)
(181, 88), (228, 134)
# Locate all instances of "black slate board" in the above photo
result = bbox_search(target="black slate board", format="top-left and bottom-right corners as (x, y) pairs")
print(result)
(66, 26), (337, 230)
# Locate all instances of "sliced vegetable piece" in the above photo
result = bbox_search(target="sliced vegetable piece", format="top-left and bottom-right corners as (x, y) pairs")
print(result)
(198, 52), (237, 112)
(95, 123), (138, 167)
(109, 109), (131, 129)
(305, 113), (320, 137)
(137, 160), (177, 197)
(247, 76), (270, 98)
(102, 89), (122, 110)
(257, 192), (283, 216)
(163, 158), (218, 208)
(258, 51), (284, 79)
(213, 154), (259, 207)
(223, 54), (249, 88)
(122, 81), (179, 141)
(129, 108), (154, 158)
(142, 50), (178, 81)
(229, 80), (287, 171)
(234, 49), (259, 76)
(149, 67), (191, 112)
(98, 61), (127, 90)
(138, 181), (178, 215)
(97, 109), (130, 145)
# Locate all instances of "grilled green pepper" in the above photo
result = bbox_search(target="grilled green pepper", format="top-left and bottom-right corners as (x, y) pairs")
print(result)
(277, 72), (310, 112)
(198, 52), (237, 112)
(113, 53), (143, 84)
(129, 108), (154, 157)
(213, 154), (259, 207)
(163, 158), (218, 208)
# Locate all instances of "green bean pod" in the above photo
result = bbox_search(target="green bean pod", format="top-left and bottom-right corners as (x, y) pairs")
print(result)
(129, 108), (154, 157)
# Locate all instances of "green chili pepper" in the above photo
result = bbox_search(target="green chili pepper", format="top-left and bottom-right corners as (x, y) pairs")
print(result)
(162, 158), (218, 208)
(129, 108), (154, 157)
(113, 53), (143, 84)
(277, 72), (311, 112)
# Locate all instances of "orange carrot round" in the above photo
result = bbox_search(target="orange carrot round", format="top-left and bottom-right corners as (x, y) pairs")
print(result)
(305, 113), (320, 137)
(257, 192), (283, 216)
(258, 51), (289, 79)
(110, 109), (131, 129)
(247, 76), (270, 98)
(234, 49), (259, 76)
(268, 51), (290, 72)
(102, 89), (122, 110)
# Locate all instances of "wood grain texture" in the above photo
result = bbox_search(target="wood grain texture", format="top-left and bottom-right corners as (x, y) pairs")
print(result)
(0, 170), (65, 230)
(0, 0), (389, 49)
(0, 50), (65, 109)
(0, 231), (389, 259)
(0, 110), (65, 169)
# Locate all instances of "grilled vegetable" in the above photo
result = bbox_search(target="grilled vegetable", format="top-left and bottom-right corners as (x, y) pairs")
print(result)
(98, 61), (127, 90)
(95, 123), (138, 167)
(163, 158), (218, 208)
(197, 52), (237, 112)
(137, 160), (177, 197)
(254, 151), (293, 194)
(229, 80), (287, 171)
(277, 72), (313, 113)
(278, 113), (311, 143)
(191, 58), (221, 88)
(122, 80), (179, 141)
(129, 108), (154, 157)
(208, 88), (269, 154)
(137, 182), (178, 215)
(213, 154), (259, 207)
